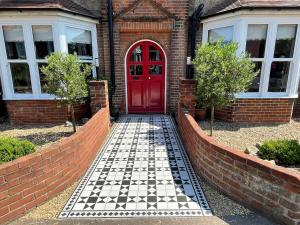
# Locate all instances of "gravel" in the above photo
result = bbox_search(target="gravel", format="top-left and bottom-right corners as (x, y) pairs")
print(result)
(199, 119), (300, 151)
(0, 121), (82, 151)
(22, 182), (78, 220)
(198, 176), (278, 225)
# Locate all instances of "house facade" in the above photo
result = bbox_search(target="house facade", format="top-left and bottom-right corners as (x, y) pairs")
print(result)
(0, 0), (299, 124)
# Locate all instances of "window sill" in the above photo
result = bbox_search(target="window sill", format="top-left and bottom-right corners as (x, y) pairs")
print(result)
(3, 95), (56, 101)
(235, 93), (298, 99)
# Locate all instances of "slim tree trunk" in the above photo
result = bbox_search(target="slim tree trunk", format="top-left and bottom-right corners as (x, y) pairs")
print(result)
(70, 104), (76, 133)
(210, 106), (214, 136)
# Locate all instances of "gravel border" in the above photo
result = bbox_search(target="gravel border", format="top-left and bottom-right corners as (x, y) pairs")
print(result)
(197, 176), (279, 225)
(199, 119), (300, 152)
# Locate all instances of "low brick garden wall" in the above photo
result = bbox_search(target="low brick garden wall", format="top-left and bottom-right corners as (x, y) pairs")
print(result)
(177, 107), (300, 225)
(215, 98), (295, 123)
(177, 79), (300, 225)
(6, 100), (91, 125)
(0, 81), (110, 224)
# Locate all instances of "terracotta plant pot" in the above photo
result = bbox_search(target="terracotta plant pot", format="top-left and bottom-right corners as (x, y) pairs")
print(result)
(195, 108), (206, 121)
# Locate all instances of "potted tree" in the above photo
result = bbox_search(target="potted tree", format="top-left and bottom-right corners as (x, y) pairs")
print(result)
(195, 102), (206, 121)
(193, 40), (257, 136)
(41, 52), (92, 133)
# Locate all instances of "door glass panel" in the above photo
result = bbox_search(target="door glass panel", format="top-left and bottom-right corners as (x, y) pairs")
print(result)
(3, 25), (26, 59)
(149, 65), (162, 75)
(10, 63), (32, 93)
(130, 65), (143, 76)
(130, 46), (143, 62)
(268, 61), (290, 92)
(274, 24), (297, 58)
(149, 46), (161, 61)
(248, 62), (262, 92)
(246, 24), (268, 58)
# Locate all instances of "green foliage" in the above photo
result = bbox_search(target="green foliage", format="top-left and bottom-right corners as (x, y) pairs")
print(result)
(258, 139), (300, 166)
(192, 40), (257, 109)
(0, 137), (35, 164)
(41, 52), (92, 105)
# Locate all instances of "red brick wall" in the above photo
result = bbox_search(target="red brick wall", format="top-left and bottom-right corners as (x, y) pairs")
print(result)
(215, 99), (295, 123)
(6, 100), (91, 125)
(177, 107), (300, 225)
(99, 0), (190, 113)
(294, 99), (300, 118)
(178, 79), (295, 123)
(293, 83), (300, 118)
(0, 81), (110, 224)
(89, 81), (110, 115)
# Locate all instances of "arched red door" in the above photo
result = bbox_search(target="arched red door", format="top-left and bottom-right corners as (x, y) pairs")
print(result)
(127, 41), (165, 113)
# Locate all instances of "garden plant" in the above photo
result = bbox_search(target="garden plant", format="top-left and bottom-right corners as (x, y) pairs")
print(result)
(193, 40), (257, 136)
(41, 53), (92, 132)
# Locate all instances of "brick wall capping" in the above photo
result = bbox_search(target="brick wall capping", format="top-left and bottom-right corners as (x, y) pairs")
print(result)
(88, 80), (107, 86)
(186, 111), (300, 185)
(179, 78), (196, 85)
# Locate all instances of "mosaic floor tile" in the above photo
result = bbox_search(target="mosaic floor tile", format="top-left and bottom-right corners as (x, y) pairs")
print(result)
(59, 115), (212, 218)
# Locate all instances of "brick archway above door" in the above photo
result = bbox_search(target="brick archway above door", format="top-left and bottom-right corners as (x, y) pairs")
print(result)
(125, 40), (167, 114)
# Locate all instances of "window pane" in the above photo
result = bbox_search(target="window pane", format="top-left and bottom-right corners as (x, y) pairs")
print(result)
(130, 46), (143, 62)
(274, 24), (297, 58)
(130, 65), (143, 76)
(10, 63), (32, 93)
(149, 65), (162, 75)
(248, 62), (262, 92)
(246, 24), (268, 58)
(149, 46), (161, 61)
(3, 25), (26, 59)
(208, 26), (233, 44)
(268, 61), (290, 92)
(33, 25), (54, 59)
(38, 63), (48, 93)
(66, 27), (92, 60)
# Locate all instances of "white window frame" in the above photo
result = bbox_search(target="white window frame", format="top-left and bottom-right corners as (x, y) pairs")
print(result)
(0, 13), (99, 100)
(202, 12), (300, 99)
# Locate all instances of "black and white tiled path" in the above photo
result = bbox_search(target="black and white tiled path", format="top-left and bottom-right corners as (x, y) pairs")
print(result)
(59, 115), (212, 218)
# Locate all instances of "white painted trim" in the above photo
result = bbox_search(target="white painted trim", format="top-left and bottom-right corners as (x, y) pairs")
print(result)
(124, 39), (168, 114)
(202, 14), (300, 99)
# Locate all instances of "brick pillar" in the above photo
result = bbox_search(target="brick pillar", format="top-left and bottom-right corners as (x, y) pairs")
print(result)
(178, 79), (196, 117)
(89, 80), (109, 115)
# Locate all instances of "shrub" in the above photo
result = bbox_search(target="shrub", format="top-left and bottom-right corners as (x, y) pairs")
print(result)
(0, 137), (35, 164)
(258, 139), (300, 166)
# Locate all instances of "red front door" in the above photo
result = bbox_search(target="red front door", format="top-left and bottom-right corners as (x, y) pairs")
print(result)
(127, 41), (165, 113)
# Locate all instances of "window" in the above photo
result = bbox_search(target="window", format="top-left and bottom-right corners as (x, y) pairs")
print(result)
(0, 20), (97, 100)
(274, 25), (297, 58)
(208, 26), (233, 44)
(246, 24), (268, 58)
(246, 24), (268, 92)
(3, 25), (32, 94)
(32, 25), (54, 59)
(204, 19), (300, 98)
(38, 63), (48, 93)
(10, 63), (32, 93)
(3, 25), (26, 59)
(268, 25), (297, 92)
(66, 27), (92, 60)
